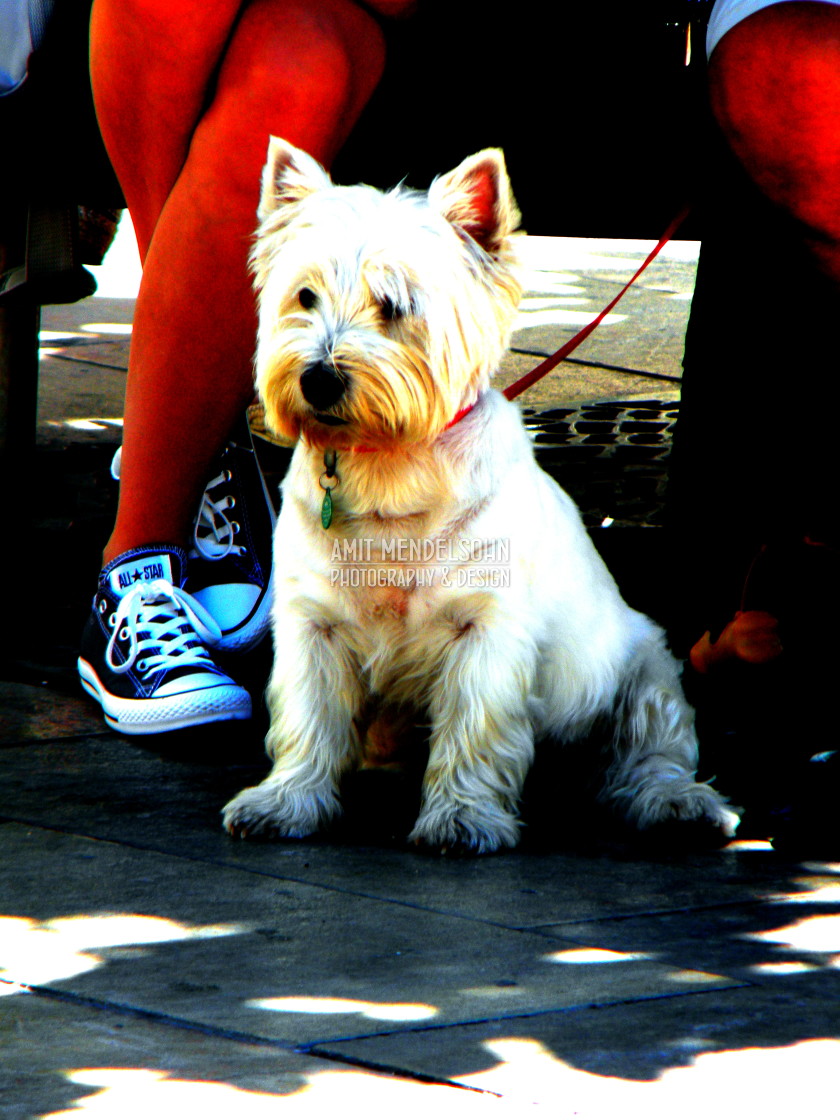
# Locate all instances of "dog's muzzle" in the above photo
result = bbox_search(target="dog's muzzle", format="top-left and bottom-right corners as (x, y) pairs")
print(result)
(300, 361), (347, 413)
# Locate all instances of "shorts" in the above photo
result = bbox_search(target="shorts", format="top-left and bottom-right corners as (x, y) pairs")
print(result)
(707, 0), (840, 56)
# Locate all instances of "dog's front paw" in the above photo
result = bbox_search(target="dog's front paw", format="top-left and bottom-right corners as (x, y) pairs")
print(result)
(409, 802), (520, 856)
(223, 780), (338, 840)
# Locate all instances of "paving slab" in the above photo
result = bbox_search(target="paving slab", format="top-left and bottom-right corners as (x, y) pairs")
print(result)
(0, 682), (109, 744)
(323, 985), (840, 1117)
(545, 862), (840, 988)
(491, 347), (678, 410)
(0, 823), (735, 1050)
(507, 236), (695, 402)
(37, 293), (133, 448)
(36, 354), (128, 447)
(0, 990), (526, 1120)
(1, 989), (316, 1120)
(0, 734), (807, 927)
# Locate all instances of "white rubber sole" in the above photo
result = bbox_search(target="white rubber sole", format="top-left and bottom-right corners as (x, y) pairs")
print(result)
(78, 658), (252, 735)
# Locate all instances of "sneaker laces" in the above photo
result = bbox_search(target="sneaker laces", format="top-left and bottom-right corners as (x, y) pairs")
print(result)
(105, 579), (223, 679)
(192, 468), (247, 561)
(110, 447), (246, 563)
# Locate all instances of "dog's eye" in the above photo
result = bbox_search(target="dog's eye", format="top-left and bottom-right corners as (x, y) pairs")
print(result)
(380, 297), (403, 321)
(298, 288), (317, 310)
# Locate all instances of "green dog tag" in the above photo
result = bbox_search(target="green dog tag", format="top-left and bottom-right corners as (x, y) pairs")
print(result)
(320, 448), (338, 530)
(321, 487), (333, 530)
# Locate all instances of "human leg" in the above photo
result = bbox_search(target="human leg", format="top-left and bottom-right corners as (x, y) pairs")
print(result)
(671, 1), (840, 549)
(81, 0), (388, 729)
(669, 2), (840, 842)
(90, 0), (386, 564)
(708, 1), (840, 285)
(89, 0), (245, 263)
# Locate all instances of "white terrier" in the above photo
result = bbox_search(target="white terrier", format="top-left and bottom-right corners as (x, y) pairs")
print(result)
(223, 138), (738, 853)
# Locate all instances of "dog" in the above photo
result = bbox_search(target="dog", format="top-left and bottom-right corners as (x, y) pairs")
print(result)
(222, 137), (739, 853)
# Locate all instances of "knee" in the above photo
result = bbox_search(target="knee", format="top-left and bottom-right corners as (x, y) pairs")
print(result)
(710, 6), (840, 239)
(199, 0), (385, 181)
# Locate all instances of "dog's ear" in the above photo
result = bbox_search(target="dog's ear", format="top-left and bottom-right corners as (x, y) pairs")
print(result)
(429, 149), (520, 254)
(258, 137), (333, 221)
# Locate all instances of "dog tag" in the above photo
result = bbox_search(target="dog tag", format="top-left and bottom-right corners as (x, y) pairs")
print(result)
(320, 448), (338, 529)
(321, 487), (333, 530)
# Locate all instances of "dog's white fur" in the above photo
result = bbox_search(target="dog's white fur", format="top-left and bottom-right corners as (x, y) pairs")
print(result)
(223, 138), (738, 853)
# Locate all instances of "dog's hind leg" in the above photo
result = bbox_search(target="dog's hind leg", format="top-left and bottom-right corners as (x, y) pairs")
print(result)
(408, 597), (537, 854)
(601, 639), (740, 840)
(223, 598), (364, 838)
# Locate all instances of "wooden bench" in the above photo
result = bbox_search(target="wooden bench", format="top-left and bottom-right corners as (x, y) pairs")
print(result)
(0, 1), (122, 467)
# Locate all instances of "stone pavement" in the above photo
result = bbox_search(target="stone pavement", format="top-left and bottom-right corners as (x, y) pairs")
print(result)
(4, 224), (840, 1118)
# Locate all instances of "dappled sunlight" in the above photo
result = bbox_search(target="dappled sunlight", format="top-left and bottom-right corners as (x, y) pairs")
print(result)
(80, 322), (132, 335)
(791, 881), (840, 904)
(518, 237), (665, 273)
(44, 417), (124, 433)
(518, 272), (586, 295)
(519, 236), (703, 277)
(804, 861), (840, 875)
(749, 961), (820, 976)
(542, 947), (653, 964)
(519, 296), (590, 309)
(39, 325), (132, 345)
(42, 1066), (522, 1119)
(248, 995), (437, 1022)
(542, 945), (724, 985)
(517, 235), (701, 272)
(41, 1069), (286, 1119)
(0, 913), (247, 994)
(39, 330), (87, 343)
(462, 1035), (840, 1115)
(513, 268), (629, 331)
(747, 913), (840, 959)
(768, 868), (840, 906)
(459, 985), (531, 1001)
(514, 308), (626, 330)
(724, 839), (774, 852)
(741, 864), (840, 972)
(665, 969), (727, 985)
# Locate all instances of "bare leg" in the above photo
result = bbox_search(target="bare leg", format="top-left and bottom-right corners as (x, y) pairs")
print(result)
(709, 1), (840, 286)
(669, 2), (840, 625)
(90, 0), (386, 562)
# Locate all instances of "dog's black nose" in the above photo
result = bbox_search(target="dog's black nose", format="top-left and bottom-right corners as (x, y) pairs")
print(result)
(300, 362), (346, 411)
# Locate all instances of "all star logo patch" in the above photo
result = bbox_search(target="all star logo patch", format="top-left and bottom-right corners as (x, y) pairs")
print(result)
(109, 554), (174, 597)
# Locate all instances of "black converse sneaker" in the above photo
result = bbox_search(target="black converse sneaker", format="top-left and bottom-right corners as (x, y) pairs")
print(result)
(185, 417), (277, 652)
(109, 417), (276, 653)
(78, 545), (252, 734)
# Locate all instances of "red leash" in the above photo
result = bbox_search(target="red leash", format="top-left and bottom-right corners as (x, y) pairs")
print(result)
(503, 205), (691, 402)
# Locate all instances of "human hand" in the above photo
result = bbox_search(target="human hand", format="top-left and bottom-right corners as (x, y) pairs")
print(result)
(690, 610), (783, 674)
